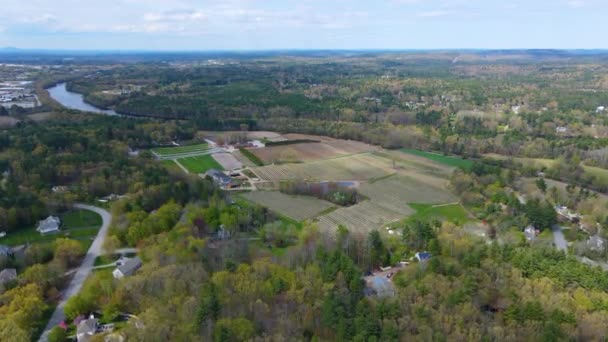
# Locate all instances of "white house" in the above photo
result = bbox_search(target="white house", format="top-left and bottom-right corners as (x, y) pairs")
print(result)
(36, 216), (61, 234)
(113, 257), (142, 279)
(597, 106), (605, 113)
(76, 315), (98, 342)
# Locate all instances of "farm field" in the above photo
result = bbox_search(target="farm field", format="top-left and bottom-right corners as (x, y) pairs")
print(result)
(316, 175), (457, 238)
(401, 148), (474, 170)
(361, 175), (457, 207)
(404, 203), (469, 224)
(177, 155), (224, 173)
(240, 191), (335, 221)
(0, 209), (102, 247)
(251, 153), (394, 181)
(251, 139), (377, 163)
(152, 143), (209, 156)
(380, 150), (454, 177)
(317, 201), (413, 239)
(212, 152), (243, 170)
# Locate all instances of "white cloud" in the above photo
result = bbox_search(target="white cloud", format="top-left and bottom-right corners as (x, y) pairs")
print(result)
(417, 10), (449, 17)
(567, 0), (586, 8)
(143, 9), (206, 23)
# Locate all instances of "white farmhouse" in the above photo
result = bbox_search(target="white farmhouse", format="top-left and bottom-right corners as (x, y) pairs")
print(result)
(36, 216), (61, 234)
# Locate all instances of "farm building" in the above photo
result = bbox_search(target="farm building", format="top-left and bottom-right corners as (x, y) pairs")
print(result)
(0, 245), (11, 257)
(524, 225), (537, 241)
(76, 315), (99, 342)
(205, 169), (236, 188)
(113, 256), (142, 279)
(37, 216), (61, 234)
(415, 252), (432, 262)
(0, 268), (17, 285)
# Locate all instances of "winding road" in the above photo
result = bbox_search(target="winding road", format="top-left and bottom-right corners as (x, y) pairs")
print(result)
(38, 203), (112, 342)
(551, 224), (568, 252)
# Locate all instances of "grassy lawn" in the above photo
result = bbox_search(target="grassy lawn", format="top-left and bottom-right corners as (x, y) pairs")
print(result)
(405, 203), (470, 225)
(151, 143), (209, 156)
(177, 155), (224, 173)
(0, 209), (102, 247)
(401, 148), (474, 170)
(94, 253), (121, 266)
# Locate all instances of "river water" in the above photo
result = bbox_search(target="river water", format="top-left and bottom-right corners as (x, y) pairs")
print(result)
(47, 83), (119, 116)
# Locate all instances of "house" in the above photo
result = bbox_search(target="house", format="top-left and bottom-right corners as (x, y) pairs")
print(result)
(37, 216), (61, 234)
(0, 268), (17, 285)
(113, 256), (142, 279)
(10, 245), (27, 261)
(524, 225), (537, 241)
(587, 235), (606, 252)
(51, 185), (69, 193)
(597, 106), (605, 113)
(76, 315), (98, 342)
(556, 126), (568, 133)
(205, 169), (236, 188)
(0, 245), (11, 257)
(414, 252), (432, 262)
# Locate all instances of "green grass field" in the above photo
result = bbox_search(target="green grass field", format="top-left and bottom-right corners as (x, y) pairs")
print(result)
(0, 209), (102, 247)
(177, 155), (224, 173)
(152, 143), (209, 156)
(405, 203), (470, 225)
(400, 149), (474, 170)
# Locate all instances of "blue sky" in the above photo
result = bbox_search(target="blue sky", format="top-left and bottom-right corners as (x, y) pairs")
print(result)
(0, 0), (605, 50)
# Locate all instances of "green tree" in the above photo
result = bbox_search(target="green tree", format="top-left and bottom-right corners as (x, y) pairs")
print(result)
(48, 326), (67, 342)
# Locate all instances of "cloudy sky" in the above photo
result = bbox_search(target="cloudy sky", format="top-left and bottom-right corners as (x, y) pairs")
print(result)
(0, 0), (605, 50)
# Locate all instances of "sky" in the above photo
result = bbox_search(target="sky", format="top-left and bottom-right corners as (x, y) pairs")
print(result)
(0, 0), (606, 51)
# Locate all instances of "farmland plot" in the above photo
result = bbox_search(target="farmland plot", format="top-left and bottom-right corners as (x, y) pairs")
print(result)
(317, 175), (456, 238)
(212, 152), (243, 170)
(251, 139), (377, 163)
(317, 201), (413, 238)
(361, 175), (457, 205)
(251, 153), (394, 181)
(240, 191), (335, 221)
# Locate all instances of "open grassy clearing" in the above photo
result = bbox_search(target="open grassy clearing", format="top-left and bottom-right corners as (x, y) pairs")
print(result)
(251, 153), (394, 182)
(401, 148), (474, 170)
(485, 153), (608, 187)
(240, 191), (335, 221)
(405, 203), (469, 224)
(177, 155), (224, 173)
(0, 209), (102, 247)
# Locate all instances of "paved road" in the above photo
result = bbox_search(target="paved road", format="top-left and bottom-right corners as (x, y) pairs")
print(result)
(551, 224), (568, 252)
(38, 204), (112, 341)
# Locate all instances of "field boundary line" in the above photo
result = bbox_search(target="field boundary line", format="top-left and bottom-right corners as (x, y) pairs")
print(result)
(431, 202), (460, 208)
(174, 159), (190, 174)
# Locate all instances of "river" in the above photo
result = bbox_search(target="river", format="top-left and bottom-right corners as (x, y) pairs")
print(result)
(47, 83), (120, 116)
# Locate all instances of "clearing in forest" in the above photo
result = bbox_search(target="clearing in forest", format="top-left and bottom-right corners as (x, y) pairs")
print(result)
(240, 191), (335, 221)
(316, 175), (457, 238)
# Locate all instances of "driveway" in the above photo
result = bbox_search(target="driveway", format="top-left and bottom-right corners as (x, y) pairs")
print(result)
(551, 224), (568, 252)
(38, 204), (112, 341)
